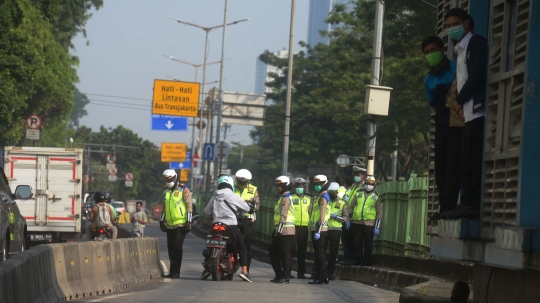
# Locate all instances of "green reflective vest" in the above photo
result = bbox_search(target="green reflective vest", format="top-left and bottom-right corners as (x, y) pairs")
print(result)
(163, 188), (187, 226)
(235, 184), (257, 217)
(328, 199), (347, 230)
(290, 194), (311, 226)
(274, 196), (295, 227)
(352, 191), (379, 221)
(309, 194), (330, 228)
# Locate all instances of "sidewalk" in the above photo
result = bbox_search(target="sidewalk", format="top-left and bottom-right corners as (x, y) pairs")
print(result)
(191, 223), (474, 302)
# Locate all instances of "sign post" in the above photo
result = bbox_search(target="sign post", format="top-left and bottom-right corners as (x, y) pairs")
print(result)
(152, 79), (200, 117)
(161, 143), (187, 162)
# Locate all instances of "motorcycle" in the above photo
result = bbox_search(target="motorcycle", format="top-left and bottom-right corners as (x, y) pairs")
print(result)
(201, 222), (240, 281)
(92, 226), (112, 240)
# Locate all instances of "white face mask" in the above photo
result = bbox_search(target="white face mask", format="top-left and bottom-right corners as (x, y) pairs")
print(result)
(364, 184), (374, 192)
(165, 181), (176, 189)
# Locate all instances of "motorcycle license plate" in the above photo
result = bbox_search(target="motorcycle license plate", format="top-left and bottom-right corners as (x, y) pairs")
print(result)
(206, 239), (226, 247)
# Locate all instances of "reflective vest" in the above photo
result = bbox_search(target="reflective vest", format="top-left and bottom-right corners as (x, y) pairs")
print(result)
(163, 188), (187, 226)
(235, 184), (257, 217)
(328, 199), (346, 230)
(274, 194), (295, 228)
(352, 191), (379, 221)
(348, 185), (363, 205)
(310, 193), (330, 228)
(290, 194), (311, 226)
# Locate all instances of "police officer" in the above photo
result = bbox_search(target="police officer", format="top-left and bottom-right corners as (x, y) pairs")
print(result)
(290, 178), (311, 279)
(348, 175), (382, 266)
(325, 182), (349, 280)
(233, 169), (259, 272)
(269, 176), (295, 284)
(308, 175), (330, 285)
(161, 169), (193, 278)
(340, 166), (366, 265)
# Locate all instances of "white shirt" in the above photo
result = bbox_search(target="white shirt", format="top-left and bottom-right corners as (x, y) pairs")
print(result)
(455, 32), (485, 123)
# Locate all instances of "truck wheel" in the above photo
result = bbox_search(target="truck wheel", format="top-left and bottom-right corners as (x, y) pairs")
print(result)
(1, 234), (9, 261)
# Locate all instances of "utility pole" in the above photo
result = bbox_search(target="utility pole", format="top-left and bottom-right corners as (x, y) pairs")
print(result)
(282, 0), (296, 176)
(213, 0), (229, 182)
(366, 0), (384, 176)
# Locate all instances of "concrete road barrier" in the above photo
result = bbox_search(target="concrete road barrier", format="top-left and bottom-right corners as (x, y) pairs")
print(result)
(0, 238), (162, 302)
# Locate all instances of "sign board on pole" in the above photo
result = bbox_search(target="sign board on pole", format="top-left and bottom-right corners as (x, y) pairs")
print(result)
(180, 169), (190, 182)
(161, 142), (187, 162)
(26, 114), (42, 129)
(125, 172), (134, 181)
(221, 92), (267, 126)
(152, 79), (200, 117)
(106, 163), (116, 170)
(192, 174), (204, 179)
(25, 129), (40, 140)
(170, 152), (191, 169)
(106, 153), (116, 163)
(108, 175), (117, 182)
(151, 114), (188, 131)
(108, 167), (118, 175)
(203, 143), (215, 161)
(125, 180), (133, 187)
(216, 141), (230, 158)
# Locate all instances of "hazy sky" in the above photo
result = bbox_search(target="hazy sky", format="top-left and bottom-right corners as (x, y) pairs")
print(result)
(72, 0), (309, 149)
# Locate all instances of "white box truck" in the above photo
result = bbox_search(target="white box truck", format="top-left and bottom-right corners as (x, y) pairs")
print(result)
(3, 146), (83, 244)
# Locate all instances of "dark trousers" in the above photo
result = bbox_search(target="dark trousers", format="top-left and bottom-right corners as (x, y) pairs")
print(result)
(311, 231), (327, 280)
(343, 224), (354, 261)
(269, 232), (295, 279)
(293, 226), (309, 276)
(166, 227), (186, 274)
(229, 225), (248, 267)
(461, 116), (485, 209)
(324, 230), (341, 277)
(435, 124), (463, 213)
(241, 220), (253, 270)
(352, 223), (374, 265)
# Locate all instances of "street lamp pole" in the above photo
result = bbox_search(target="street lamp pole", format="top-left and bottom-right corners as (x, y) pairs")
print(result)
(167, 14), (248, 192)
(282, 0), (296, 176)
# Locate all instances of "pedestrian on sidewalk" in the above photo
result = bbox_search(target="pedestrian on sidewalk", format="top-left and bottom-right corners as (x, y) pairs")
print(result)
(349, 176), (382, 266)
(325, 182), (349, 281)
(269, 176), (295, 284)
(308, 175), (330, 285)
(131, 201), (147, 237)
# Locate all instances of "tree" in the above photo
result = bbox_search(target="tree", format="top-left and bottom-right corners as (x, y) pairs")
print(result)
(253, 0), (436, 180)
(70, 88), (90, 127)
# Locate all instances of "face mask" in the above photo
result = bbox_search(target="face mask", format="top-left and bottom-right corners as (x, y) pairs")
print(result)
(328, 192), (338, 200)
(448, 25), (465, 41)
(295, 187), (304, 195)
(165, 181), (176, 189)
(354, 176), (362, 183)
(425, 51), (443, 66)
(314, 185), (323, 193)
(364, 184), (374, 192)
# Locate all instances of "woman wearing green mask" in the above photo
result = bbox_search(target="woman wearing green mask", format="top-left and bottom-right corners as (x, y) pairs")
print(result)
(290, 177), (312, 279)
(421, 35), (462, 221)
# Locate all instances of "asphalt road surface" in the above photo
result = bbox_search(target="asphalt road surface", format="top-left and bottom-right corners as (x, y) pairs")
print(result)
(81, 223), (399, 303)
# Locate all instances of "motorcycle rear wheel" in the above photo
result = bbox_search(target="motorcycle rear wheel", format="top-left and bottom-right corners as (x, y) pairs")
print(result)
(211, 250), (222, 281)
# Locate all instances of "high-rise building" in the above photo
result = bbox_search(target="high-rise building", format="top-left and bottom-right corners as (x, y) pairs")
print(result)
(307, 0), (354, 46)
(254, 48), (289, 95)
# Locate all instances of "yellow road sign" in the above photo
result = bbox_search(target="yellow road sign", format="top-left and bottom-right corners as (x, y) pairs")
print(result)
(161, 143), (187, 162)
(152, 79), (200, 117)
(180, 169), (190, 182)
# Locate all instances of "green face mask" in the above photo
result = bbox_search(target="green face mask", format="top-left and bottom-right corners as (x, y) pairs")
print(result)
(448, 25), (465, 41)
(314, 185), (323, 193)
(425, 51), (443, 66)
(295, 187), (304, 195)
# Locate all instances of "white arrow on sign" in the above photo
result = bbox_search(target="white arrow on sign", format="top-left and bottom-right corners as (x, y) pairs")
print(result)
(204, 144), (214, 159)
(179, 163), (184, 168)
(165, 121), (174, 129)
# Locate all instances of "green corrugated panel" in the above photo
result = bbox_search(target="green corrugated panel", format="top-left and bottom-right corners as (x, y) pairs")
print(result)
(404, 176), (430, 257)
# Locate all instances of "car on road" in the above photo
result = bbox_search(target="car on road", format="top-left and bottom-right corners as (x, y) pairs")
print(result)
(112, 201), (125, 214)
(0, 166), (28, 261)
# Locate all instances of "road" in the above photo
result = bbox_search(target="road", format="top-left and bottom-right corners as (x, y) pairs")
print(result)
(82, 223), (399, 303)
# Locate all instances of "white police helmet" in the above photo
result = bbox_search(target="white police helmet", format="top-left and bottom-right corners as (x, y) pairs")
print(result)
(163, 169), (177, 188)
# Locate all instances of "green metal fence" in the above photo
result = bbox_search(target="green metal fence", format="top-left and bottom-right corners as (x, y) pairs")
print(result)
(194, 175), (430, 257)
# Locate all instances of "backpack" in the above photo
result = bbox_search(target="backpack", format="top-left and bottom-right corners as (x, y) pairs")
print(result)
(97, 204), (111, 227)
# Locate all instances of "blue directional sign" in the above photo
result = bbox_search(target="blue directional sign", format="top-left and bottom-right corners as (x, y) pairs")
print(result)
(170, 152), (191, 169)
(151, 114), (188, 131)
(203, 143), (215, 161)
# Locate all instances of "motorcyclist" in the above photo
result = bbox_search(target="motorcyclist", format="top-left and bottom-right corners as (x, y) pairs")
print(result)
(87, 191), (118, 240)
(202, 174), (252, 282)
(233, 169), (259, 272)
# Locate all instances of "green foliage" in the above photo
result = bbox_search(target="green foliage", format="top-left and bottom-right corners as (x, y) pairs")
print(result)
(253, 0), (436, 180)
(70, 88), (90, 127)
(0, 0), (101, 146)
(74, 126), (169, 204)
